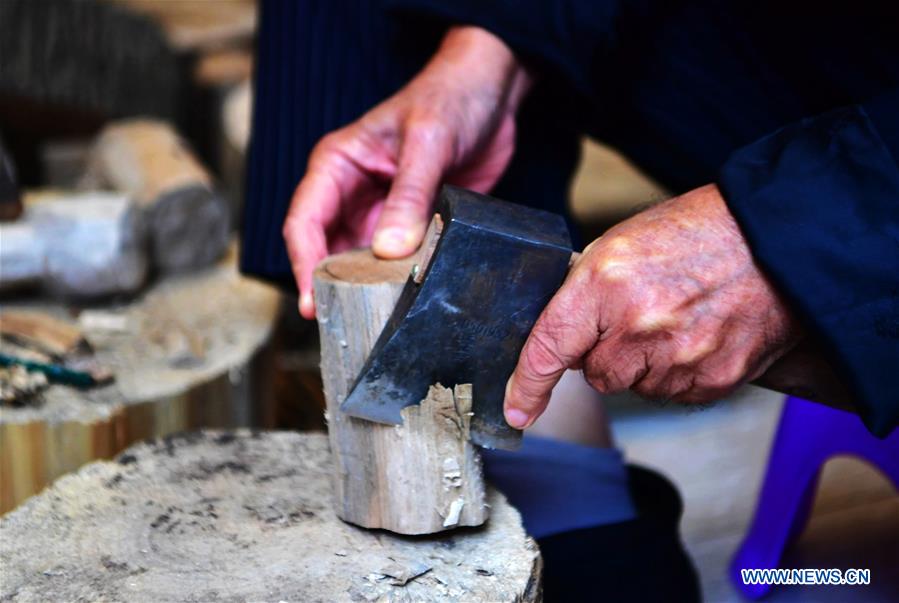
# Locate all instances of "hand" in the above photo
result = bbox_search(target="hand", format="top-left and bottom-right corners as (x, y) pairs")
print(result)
(283, 26), (532, 318)
(503, 184), (803, 429)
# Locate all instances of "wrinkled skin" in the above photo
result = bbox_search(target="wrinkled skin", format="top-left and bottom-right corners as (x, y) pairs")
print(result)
(283, 26), (532, 318)
(282, 25), (801, 427)
(503, 184), (803, 428)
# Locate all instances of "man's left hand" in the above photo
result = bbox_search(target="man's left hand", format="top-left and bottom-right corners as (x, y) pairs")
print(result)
(503, 184), (803, 429)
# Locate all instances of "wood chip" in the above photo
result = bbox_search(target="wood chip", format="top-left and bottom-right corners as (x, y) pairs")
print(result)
(442, 498), (465, 528)
(78, 310), (130, 333)
(377, 560), (432, 586)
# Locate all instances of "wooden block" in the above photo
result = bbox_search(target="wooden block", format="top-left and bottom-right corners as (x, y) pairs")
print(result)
(0, 191), (148, 297)
(81, 119), (230, 273)
(314, 249), (488, 535)
(0, 310), (86, 357)
(0, 431), (541, 602)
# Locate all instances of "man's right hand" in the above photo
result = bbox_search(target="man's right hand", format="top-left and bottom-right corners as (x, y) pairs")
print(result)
(283, 26), (532, 318)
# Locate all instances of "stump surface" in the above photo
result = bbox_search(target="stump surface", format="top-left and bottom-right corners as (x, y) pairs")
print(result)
(0, 246), (279, 511)
(0, 431), (541, 603)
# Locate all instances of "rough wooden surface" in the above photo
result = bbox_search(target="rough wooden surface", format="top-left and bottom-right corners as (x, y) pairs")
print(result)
(0, 430), (541, 603)
(81, 119), (230, 273)
(0, 246), (279, 512)
(314, 249), (488, 535)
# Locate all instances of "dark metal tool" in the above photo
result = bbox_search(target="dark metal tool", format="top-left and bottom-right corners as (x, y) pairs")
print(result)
(0, 353), (110, 388)
(342, 186), (854, 450)
(341, 186), (573, 449)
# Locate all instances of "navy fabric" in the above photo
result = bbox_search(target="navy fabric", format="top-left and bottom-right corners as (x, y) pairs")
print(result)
(719, 99), (899, 437)
(537, 465), (700, 602)
(481, 435), (636, 539)
(243, 0), (899, 435)
(241, 0), (581, 289)
(383, 0), (899, 437)
(241, 0), (431, 288)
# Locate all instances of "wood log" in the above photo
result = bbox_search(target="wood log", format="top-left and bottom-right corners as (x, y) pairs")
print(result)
(0, 310), (86, 357)
(0, 0), (179, 119)
(0, 191), (148, 297)
(314, 249), (488, 535)
(0, 431), (541, 602)
(81, 119), (230, 273)
(111, 0), (257, 53)
(0, 246), (279, 513)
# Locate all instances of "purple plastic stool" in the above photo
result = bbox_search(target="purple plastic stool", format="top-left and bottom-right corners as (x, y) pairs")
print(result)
(730, 396), (899, 599)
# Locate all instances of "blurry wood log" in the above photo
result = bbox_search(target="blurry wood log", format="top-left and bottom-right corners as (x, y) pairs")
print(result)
(314, 249), (488, 535)
(0, 0), (178, 119)
(0, 191), (148, 297)
(0, 311), (86, 357)
(111, 0), (257, 52)
(0, 431), (541, 602)
(82, 119), (230, 273)
(195, 49), (253, 87)
(0, 246), (279, 513)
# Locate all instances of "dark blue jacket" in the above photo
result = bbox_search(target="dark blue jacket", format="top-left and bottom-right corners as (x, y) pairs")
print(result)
(243, 0), (898, 436)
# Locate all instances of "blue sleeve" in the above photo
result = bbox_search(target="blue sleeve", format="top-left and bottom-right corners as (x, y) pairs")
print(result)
(385, 0), (653, 100)
(718, 89), (899, 437)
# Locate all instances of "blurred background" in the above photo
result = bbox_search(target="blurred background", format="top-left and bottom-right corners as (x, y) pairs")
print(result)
(0, 2), (895, 601)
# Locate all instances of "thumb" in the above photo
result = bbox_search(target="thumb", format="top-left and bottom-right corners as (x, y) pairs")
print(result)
(373, 122), (450, 258)
(504, 283), (600, 429)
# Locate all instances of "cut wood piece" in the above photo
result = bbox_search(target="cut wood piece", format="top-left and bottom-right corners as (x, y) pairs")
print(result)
(0, 191), (148, 297)
(0, 310), (86, 357)
(0, 431), (541, 602)
(314, 249), (488, 535)
(0, 245), (279, 513)
(81, 119), (230, 273)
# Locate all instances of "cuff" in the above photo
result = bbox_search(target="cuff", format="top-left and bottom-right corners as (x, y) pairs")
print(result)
(718, 105), (899, 437)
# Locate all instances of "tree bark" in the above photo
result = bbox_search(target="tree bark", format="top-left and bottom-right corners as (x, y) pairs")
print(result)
(0, 430), (542, 603)
(314, 249), (488, 535)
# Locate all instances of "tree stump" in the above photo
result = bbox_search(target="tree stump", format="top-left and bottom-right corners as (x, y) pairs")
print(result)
(314, 250), (488, 535)
(0, 246), (280, 512)
(0, 430), (542, 602)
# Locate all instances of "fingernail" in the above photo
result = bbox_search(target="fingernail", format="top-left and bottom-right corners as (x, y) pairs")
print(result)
(300, 292), (314, 316)
(373, 227), (415, 255)
(505, 407), (530, 429)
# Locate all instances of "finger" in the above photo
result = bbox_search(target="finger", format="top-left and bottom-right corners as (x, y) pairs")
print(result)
(372, 120), (451, 258)
(504, 275), (600, 429)
(284, 124), (381, 318)
(283, 170), (339, 319)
